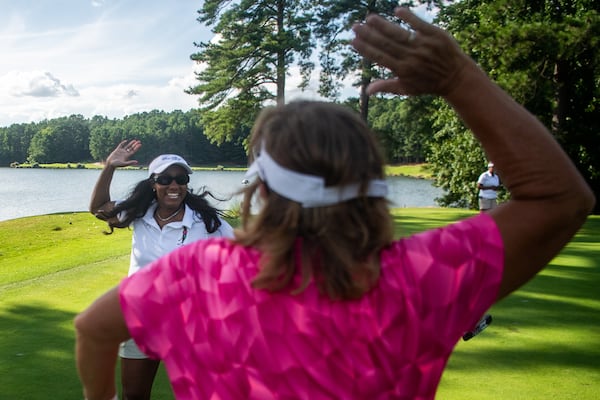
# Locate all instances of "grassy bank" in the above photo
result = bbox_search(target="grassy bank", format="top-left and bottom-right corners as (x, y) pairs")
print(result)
(1, 210), (598, 399)
(11, 162), (247, 172)
(10, 162), (431, 179)
(385, 163), (432, 179)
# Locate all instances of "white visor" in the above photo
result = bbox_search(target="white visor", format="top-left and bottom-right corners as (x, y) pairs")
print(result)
(243, 147), (387, 208)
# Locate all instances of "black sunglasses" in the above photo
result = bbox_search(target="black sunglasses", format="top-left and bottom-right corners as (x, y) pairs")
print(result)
(153, 174), (190, 186)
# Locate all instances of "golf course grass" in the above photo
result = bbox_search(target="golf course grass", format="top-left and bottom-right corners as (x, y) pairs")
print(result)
(15, 162), (428, 178)
(1, 209), (598, 399)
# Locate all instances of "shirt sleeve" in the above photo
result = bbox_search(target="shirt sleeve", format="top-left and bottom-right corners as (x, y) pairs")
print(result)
(477, 173), (485, 185)
(118, 238), (218, 359)
(119, 241), (204, 359)
(382, 213), (503, 342)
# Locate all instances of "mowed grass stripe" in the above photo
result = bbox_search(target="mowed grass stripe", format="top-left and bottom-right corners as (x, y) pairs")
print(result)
(0, 210), (598, 399)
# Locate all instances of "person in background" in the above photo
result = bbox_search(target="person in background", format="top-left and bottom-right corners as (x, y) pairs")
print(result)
(75, 8), (594, 400)
(477, 162), (500, 211)
(88, 140), (234, 400)
(472, 161), (501, 333)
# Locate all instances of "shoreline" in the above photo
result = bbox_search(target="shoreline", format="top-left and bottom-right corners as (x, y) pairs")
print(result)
(6, 162), (432, 179)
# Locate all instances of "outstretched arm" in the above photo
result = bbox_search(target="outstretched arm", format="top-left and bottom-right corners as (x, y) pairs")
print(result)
(74, 286), (129, 400)
(352, 8), (595, 300)
(89, 139), (142, 217)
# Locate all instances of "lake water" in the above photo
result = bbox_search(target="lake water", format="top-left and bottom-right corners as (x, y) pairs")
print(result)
(0, 168), (443, 222)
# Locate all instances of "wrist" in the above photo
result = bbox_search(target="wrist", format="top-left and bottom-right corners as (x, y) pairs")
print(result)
(442, 58), (481, 100)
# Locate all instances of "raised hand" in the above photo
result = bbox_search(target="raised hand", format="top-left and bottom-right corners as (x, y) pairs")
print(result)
(351, 7), (469, 96)
(105, 140), (142, 168)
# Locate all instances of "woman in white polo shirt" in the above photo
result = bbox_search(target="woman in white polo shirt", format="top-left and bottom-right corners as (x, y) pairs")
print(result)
(89, 139), (234, 400)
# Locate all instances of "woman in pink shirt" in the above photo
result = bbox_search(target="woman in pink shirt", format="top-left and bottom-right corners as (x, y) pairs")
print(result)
(75, 8), (594, 400)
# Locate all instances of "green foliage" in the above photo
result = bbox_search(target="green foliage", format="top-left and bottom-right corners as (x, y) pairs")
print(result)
(0, 123), (36, 165)
(427, 100), (510, 208)
(188, 0), (317, 144)
(313, 0), (399, 100)
(88, 117), (121, 161)
(368, 96), (435, 163)
(427, 101), (475, 208)
(3, 0), (598, 214)
(200, 96), (258, 148)
(27, 115), (90, 163)
(1, 110), (247, 167)
(427, 0), (600, 210)
(313, 1), (445, 118)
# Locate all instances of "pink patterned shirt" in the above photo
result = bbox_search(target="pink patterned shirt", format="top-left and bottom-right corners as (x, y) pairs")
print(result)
(120, 213), (503, 399)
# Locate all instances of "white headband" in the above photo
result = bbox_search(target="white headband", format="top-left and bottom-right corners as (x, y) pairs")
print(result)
(243, 146), (388, 208)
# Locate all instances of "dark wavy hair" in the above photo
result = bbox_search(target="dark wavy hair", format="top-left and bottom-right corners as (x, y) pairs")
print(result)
(96, 176), (224, 234)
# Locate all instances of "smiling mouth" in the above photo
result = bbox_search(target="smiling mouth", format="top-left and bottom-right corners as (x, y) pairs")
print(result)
(167, 193), (180, 199)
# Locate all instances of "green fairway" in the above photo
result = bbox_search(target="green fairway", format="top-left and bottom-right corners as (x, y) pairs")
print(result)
(397, 210), (600, 399)
(0, 210), (598, 399)
(385, 163), (432, 179)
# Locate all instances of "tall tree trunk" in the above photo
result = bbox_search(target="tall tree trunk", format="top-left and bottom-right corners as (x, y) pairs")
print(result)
(551, 61), (567, 140)
(276, 0), (285, 105)
(358, 0), (378, 120)
(359, 56), (371, 120)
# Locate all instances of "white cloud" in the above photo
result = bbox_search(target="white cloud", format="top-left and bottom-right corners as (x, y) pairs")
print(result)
(91, 0), (107, 7)
(0, 1), (425, 128)
(0, 0), (209, 127)
(5, 71), (79, 98)
(4, 64), (199, 123)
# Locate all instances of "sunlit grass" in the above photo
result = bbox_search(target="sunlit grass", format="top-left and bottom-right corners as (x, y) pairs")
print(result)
(385, 163), (432, 179)
(1, 210), (598, 399)
(13, 162), (247, 171)
(14, 163), (431, 177)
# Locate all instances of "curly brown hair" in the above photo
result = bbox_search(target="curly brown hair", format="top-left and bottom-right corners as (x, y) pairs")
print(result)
(235, 101), (393, 300)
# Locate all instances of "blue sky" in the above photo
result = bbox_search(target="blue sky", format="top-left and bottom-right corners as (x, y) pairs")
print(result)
(0, 0), (218, 127)
(0, 0), (342, 128)
(0, 1), (433, 128)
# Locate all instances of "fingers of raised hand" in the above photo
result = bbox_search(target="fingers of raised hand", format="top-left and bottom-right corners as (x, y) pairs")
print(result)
(352, 14), (414, 67)
(120, 140), (140, 154)
(394, 7), (429, 34)
(353, 8), (469, 96)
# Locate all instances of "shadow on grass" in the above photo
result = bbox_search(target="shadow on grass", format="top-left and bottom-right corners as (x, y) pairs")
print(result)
(394, 211), (600, 384)
(0, 301), (176, 400)
(0, 303), (83, 400)
(391, 209), (477, 237)
(443, 216), (600, 397)
(1, 212), (597, 399)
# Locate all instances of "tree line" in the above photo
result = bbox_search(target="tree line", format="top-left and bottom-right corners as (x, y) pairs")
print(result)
(1, 1), (597, 212)
(427, 0), (599, 211)
(0, 104), (425, 169)
(188, 0), (598, 212)
(0, 109), (247, 167)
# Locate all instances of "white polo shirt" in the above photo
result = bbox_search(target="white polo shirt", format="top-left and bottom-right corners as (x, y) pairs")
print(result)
(125, 202), (234, 276)
(477, 171), (500, 200)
